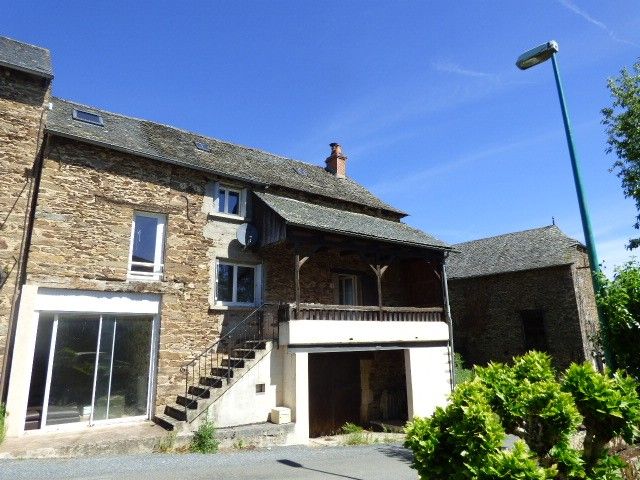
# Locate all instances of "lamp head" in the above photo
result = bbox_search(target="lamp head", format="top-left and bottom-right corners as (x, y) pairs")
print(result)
(516, 41), (559, 70)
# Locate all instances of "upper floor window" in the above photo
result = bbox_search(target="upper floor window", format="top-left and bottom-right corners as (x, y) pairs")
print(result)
(338, 274), (359, 306)
(218, 186), (242, 215)
(206, 182), (247, 219)
(215, 260), (261, 306)
(128, 212), (166, 281)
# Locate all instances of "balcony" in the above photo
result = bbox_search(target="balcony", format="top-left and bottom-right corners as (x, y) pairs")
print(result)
(278, 303), (450, 347)
(279, 303), (444, 322)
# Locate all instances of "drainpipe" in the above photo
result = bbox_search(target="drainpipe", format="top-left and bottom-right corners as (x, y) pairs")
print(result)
(441, 252), (455, 390)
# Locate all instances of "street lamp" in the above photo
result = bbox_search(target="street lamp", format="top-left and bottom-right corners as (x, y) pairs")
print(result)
(516, 40), (613, 368)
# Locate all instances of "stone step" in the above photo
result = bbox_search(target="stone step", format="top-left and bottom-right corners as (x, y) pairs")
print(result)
(210, 367), (234, 379)
(153, 414), (178, 431)
(164, 404), (188, 422)
(233, 348), (256, 359)
(244, 340), (266, 349)
(176, 394), (199, 410)
(199, 375), (224, 387)
(221, 357), (245, 368)
(188, 385), (211, 398)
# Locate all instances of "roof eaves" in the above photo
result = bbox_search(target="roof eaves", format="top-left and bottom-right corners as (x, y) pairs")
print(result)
(0, 59), (53, 80)
(283, 218), (452, 251)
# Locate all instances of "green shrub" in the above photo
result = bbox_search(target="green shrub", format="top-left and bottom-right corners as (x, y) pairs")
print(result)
(405, 351), (640, 480)
(341, 422), (363, 434)
(596, 262), (640, 379)
(340, 422), (371, 445)
(189, 421), (219, 453)
(454, 352), (474, 385)
(0, 403), (5, 445)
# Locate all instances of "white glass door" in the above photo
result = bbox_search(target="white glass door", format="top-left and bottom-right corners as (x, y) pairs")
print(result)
(33, 313), (154, 429)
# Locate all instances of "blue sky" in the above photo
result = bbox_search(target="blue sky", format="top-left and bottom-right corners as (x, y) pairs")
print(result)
(4, 1), (640, 274)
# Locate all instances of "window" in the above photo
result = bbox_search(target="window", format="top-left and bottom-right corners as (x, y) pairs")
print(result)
(215, 260), (260, 305)
(128, 212), (166, 281)
(217, 186), (242, 215)
(338, 274), (359, 306)
(72, 109), (104, 126)
(206, 182), (247, 218)
(520, 310), (548, 352)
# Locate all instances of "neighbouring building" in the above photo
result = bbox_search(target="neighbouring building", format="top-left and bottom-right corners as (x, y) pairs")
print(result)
(446, 225), (599, 370)
(0, 36), (454, 442)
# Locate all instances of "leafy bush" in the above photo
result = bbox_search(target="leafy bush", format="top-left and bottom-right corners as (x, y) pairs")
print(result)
(341, 422), (371, 445)
(0, 403), (5, 445)
(190, 421), (219, 453)
(454, 352), (474, 385)
(596, 262), (640, 379)
(405, 352), (640, 480)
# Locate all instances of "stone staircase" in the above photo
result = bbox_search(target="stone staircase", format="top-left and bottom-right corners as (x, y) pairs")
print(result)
(154, 339), (271, 431)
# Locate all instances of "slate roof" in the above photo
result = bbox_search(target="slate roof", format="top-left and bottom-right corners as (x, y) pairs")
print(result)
(0, 36), (52, 79)
(254, 191), (450, 250)
(46, 97), (405, 216)
(446, 225), (582, 279)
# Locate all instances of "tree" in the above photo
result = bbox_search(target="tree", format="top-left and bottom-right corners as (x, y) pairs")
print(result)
(602, 61), (640, 249)
(405, 352), (640, 480)
(596, 261), (640, 380)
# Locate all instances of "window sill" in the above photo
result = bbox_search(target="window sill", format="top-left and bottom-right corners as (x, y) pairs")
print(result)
(126, 275), (163, 283)
(207, 212), (247, 222)
(209, 303), (259, 311)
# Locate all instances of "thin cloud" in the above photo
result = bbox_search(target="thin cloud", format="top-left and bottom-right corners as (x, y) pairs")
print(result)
(558, 0), (639, 47)
(432, 61), (498, 79)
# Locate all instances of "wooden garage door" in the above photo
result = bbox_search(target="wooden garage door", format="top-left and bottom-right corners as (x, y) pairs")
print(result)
(308, 352), (361, 437)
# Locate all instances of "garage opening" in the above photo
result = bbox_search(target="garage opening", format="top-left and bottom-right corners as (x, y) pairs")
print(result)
(308, 350), (407, 437)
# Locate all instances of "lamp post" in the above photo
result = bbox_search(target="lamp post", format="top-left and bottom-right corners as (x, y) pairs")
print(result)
(516, 40), (613, 368)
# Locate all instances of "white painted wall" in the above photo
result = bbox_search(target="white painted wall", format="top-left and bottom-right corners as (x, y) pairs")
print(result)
(5, 285), (39, 437)
(404, 346), (451, 419)
(282, 347), (309, 444)
(281, 320), (449, 346)
(207, 344), (281, 428)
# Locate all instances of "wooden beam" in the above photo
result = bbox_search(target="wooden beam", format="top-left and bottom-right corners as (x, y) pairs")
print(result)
(294, 253), (310, 317)
(368, 262), (389, 321)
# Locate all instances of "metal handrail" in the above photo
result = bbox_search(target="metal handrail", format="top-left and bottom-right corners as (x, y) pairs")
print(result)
(178, 303), (276, 417)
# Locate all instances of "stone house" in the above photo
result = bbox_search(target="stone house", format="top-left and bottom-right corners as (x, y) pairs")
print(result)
(0, 36), (454, 442)
(446, 225), (599, 370)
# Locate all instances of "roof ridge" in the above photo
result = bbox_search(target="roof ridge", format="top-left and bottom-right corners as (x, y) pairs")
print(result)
(0, 35), (50, 53)
(51, 96), (328, 172)
(453, 225), (562, 246)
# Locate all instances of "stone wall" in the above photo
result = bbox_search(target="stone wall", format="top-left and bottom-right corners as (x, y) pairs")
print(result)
(0, 66), (49, 390)
(571, 248), (599, 362)
(28, 137), (226, 407)
(262, 244), (442, 308)
(448, 263), (588, 370)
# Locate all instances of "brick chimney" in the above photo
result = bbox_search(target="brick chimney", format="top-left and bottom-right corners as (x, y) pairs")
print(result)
(325, 142), (347, 178)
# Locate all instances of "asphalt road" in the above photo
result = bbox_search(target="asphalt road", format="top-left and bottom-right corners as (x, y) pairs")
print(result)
(0, 444), (416, 480)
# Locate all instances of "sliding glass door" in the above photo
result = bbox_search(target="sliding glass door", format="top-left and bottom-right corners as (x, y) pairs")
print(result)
(28, 313), (155, 429)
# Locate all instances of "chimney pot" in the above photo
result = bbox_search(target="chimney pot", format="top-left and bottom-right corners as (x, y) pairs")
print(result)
(325, 142), (347, 178)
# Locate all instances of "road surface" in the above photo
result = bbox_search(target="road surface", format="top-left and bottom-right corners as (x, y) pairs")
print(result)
(0, 443), (416, 480)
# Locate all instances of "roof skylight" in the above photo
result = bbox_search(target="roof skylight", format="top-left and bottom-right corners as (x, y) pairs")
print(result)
(294, 167), (309, 176)
(194, 141), (211, 152)
(72, 109), (104, 126)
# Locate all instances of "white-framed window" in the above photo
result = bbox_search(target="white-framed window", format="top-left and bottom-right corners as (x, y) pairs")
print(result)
(127, 212), (166, 281)
(338, 274), (359, 306)
(215, 260), (261, 306)
(206, 182), (247, 219)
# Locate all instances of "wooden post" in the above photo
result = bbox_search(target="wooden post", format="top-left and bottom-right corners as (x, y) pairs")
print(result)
(369, 263), (389, 321)
(294, 253), (309, 319)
